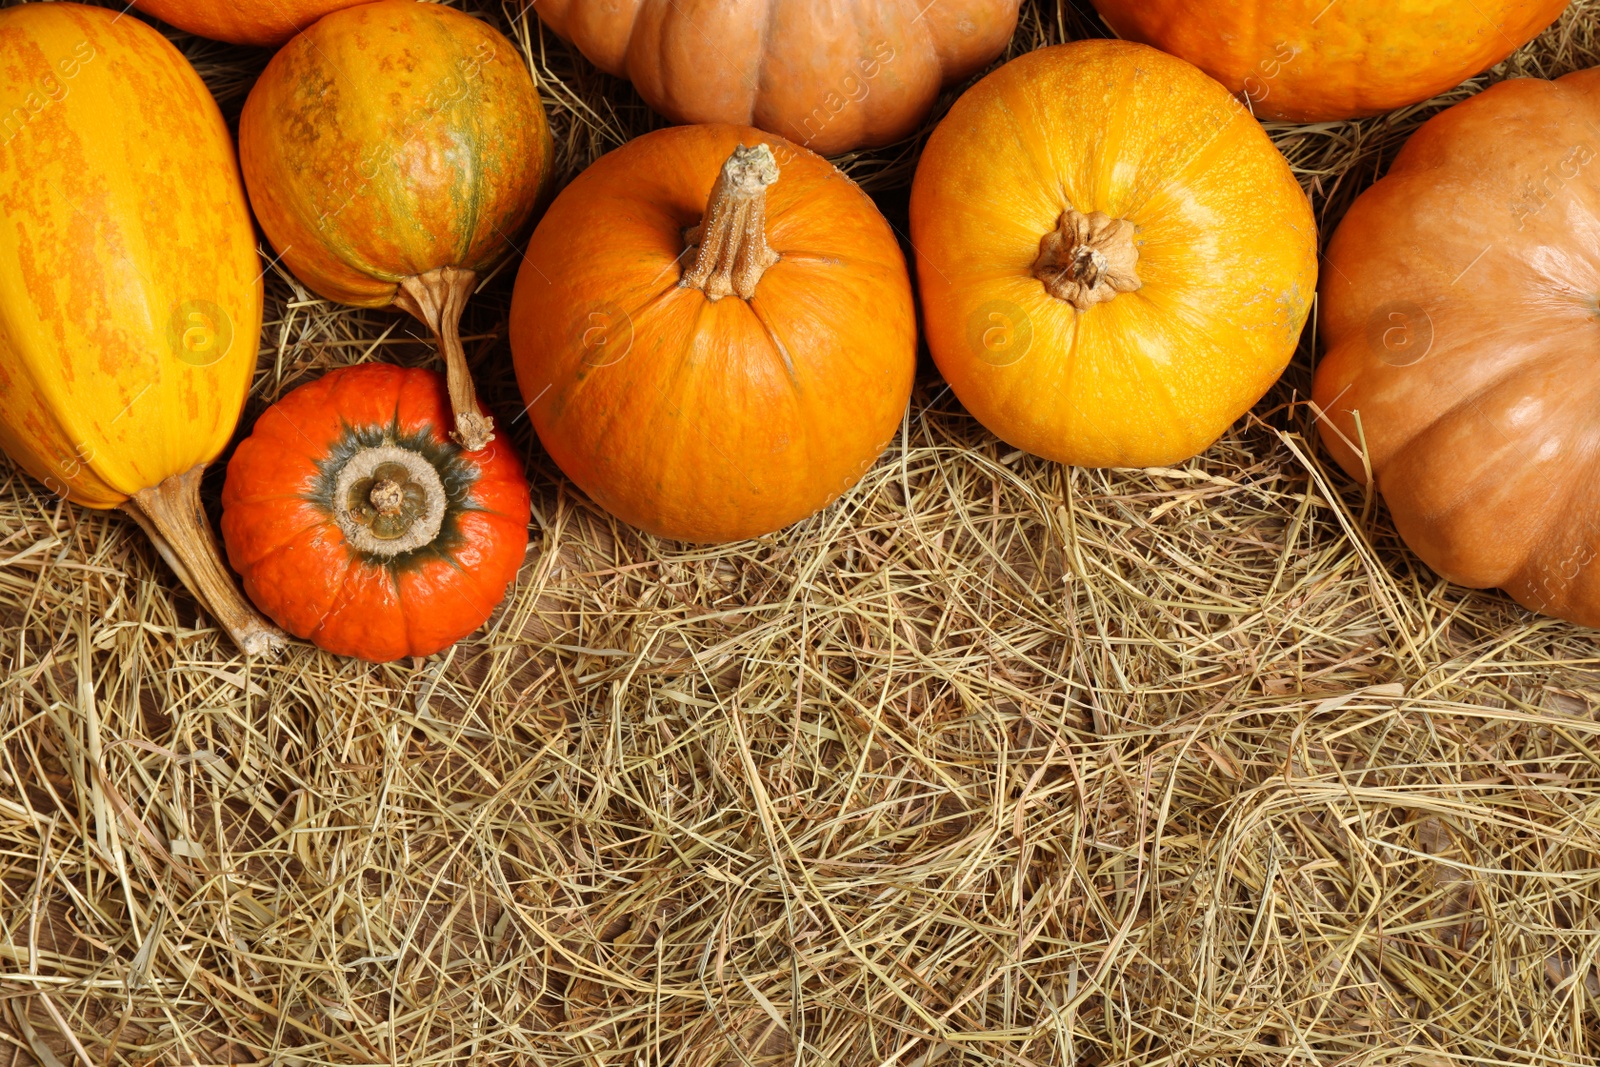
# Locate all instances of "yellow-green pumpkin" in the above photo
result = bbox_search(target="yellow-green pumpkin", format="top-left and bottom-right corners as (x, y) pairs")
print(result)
(240, 0), (553, 452)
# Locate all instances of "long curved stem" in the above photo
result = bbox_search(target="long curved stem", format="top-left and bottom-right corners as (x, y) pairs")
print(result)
(120, 464), (286, 658)
(395, 266), (494, 452)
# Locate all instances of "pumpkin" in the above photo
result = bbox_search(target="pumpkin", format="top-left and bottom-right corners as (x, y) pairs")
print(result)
(908, 41), (1317, 469)
(534, 0), (1021, 155)
(222, 364), (530, 662)
(239, 0), (551, 453)
(509, 125), (915, 543)
(0, 3), (282, 656)
(1091, 0), (1570, 122)
(1314, 71), (1600, 628)
(131, 0), (368, 46)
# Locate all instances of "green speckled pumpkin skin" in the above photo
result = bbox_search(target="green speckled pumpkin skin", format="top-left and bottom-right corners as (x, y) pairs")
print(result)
(238, 0), (552, 308)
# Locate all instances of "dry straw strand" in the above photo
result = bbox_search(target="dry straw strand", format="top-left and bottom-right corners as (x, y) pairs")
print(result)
(2, 1), (1600, 1065)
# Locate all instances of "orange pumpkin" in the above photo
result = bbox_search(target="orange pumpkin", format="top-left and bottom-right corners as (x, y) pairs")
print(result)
(1314, 71), (1600, 628)
(0, 2), (282, 656)
(222, 364), (530, 662)
(534, 0), (1021, 155)
(131, 0), (368, 46)
(1091, 0), (1570, 122)
(510, 125), (915, 543)
(239, 0), (552, 453)
(909, 41), (1317, 468)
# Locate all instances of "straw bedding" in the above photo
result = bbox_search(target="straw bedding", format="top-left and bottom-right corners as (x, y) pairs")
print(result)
(3, 2), (1600, 1064)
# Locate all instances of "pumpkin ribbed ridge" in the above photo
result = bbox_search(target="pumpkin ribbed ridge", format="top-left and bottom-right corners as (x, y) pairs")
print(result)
(1314, 69), (1600, 628)
(533, 0), (1021, 154)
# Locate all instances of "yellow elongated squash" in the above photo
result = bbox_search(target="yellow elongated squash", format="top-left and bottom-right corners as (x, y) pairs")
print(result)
(0, 2), (282, 655)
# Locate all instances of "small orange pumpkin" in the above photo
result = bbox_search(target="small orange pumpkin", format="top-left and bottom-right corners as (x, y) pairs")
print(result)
(1314, 70), (1600, 627)
(131, 0), (367, 46)
(222, 364), (531, 662)
(509, 125), (916, 543)
(910, 41), (1317, 468)
(1091, 0), (1570, 122)
(239, 0), (552, 452)
(534, 0), (1021, 154)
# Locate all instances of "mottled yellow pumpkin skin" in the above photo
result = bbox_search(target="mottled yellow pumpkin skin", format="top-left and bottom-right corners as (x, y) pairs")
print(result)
(0, 3), (263, 509)
(239, 0), (552, 310)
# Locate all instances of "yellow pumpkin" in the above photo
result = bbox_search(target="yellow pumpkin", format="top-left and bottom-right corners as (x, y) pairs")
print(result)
(909, 41), (1318, 467)
(0, 3), (280, 655)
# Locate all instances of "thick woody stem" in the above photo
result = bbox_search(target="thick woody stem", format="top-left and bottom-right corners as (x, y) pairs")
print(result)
(1033, 207), (1142, 312)
(395, 266), (494, 452)
(120, 464), (286, 658)
(682, 144), (781, 302)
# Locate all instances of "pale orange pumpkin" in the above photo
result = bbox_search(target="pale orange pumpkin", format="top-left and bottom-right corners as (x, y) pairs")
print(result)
(510, 125), (916, 543)
(1315, 70), (1600, 627)
(910, 41), (1318, 468)
(534, 0), (1021, 154)
(132, 0), (368, 46)
(1092, 0), (1570, 122)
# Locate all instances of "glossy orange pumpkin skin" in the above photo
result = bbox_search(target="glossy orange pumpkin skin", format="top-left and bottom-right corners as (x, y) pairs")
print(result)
(239, 0), (551, 310)
(536, 0), (1021, 154)
(1092, 0), (1570, 122)
(1315, 71), (1600, 628)
(131, 0), (368, 46)
(222, 365), (530, 661)
(509, 125), (916, 543)
(910, 41), (1317, 468)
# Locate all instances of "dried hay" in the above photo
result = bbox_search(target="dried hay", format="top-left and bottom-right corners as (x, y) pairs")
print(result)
(3, 1), (1600, 1064)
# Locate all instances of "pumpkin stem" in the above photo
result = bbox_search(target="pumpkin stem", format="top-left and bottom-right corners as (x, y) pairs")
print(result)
(1033, 208), (1142, 311)
(683, 143), (781, 302)
(395, 267), (495, 452)
(120, 464), (287, 658)
(369, 478), (405, 516)
(336, 446), (447, 558)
